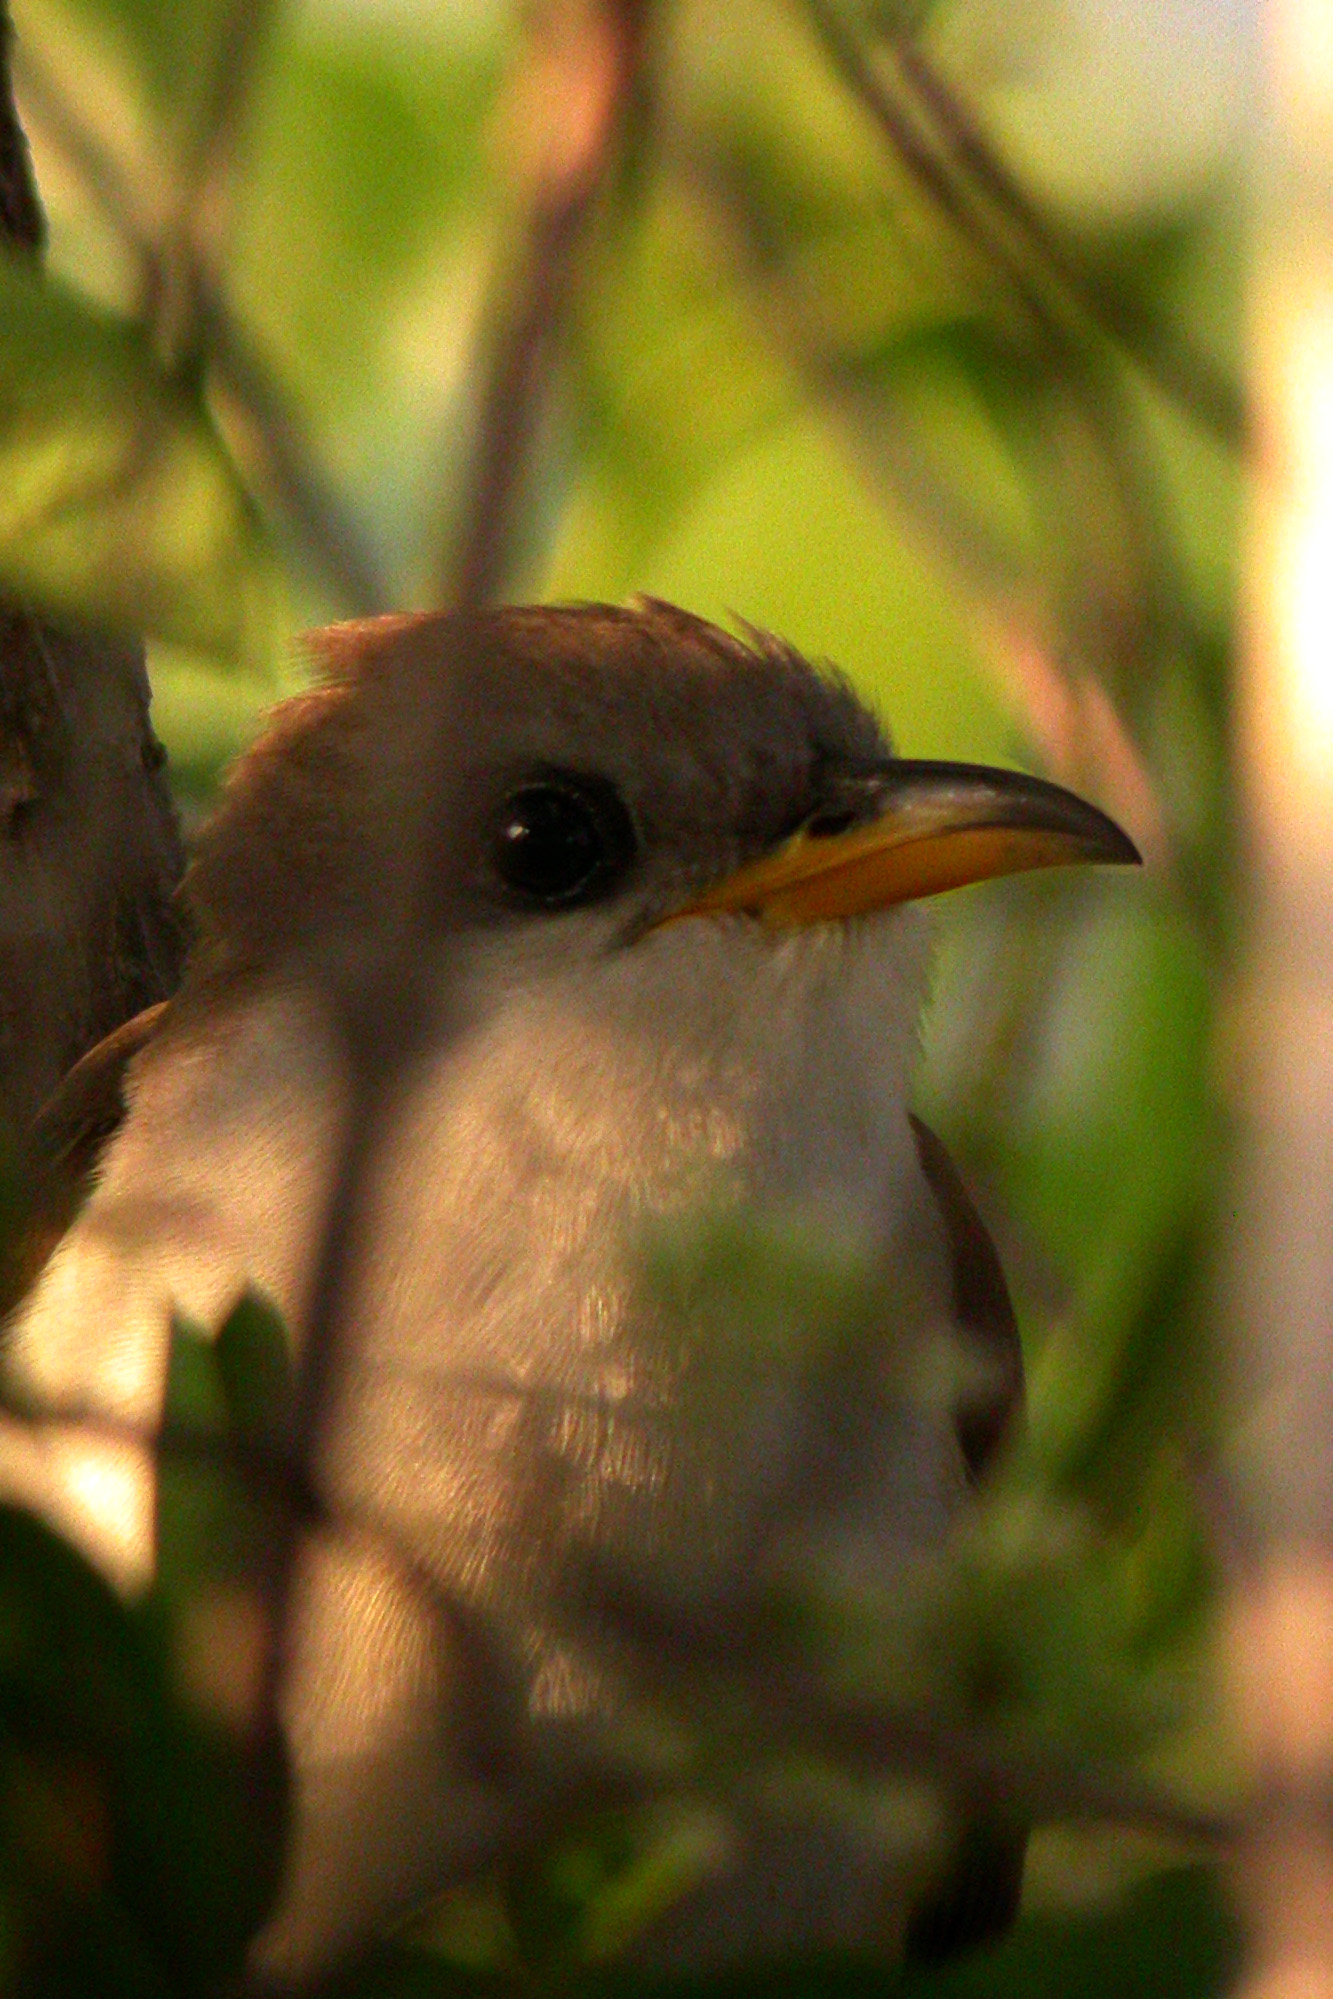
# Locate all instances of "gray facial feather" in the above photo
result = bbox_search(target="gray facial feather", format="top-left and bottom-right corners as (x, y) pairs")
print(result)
(186, 600), (890, 970)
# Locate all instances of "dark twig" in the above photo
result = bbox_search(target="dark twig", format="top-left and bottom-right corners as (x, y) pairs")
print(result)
(9, 36), (160, 284)
(800, 0), (1244, 450)
(0, 1382), (516, 1780)
(680, 138), (1236, 950)
(587, 1573), (1236, 1850)
(446, 0), (652, 608)
(799, 0), (1068, 349)
(680, 145), (1203, 883)
(198, 282), (390, 615)
(794, 0), (1188, 688)
(0, 1385), (323, 1522)
(175, 0), (279, 213)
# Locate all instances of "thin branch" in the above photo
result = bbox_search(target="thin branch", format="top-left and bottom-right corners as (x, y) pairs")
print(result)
(799, 0), (1244, 451)
(776, 1675), (1232, 1848)
(445, 0), (652, 609)
(587, 1572), (1236, 1850)
(766, 8), (1199, 735)
(198, 281), (390, 615)
(890, 31), (1245, 450)
(799, 0), (1069, 350)
(675, 140), (1027, 608)
(11, 39), (387, 617)
(677, 143), (1209, 924)
(175, 0), (279, 216)
(251, 635), (481, 1763)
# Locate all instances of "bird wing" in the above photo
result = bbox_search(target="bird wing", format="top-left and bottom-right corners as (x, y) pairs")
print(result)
(909, 1112), (1023, 1482)
(905, 1113), (1027, 1959)
(8, 1002), (168, 1307)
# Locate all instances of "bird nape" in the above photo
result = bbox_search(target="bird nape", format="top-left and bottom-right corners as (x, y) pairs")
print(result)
(0, 600), (1139, 1981)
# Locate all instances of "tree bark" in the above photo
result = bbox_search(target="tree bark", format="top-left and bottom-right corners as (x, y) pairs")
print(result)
(0, 5), (186, 1142)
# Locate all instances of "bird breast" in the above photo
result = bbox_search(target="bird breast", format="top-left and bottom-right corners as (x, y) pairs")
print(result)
(0, 904), (973, 1974)
(3, 901), (962, 1606)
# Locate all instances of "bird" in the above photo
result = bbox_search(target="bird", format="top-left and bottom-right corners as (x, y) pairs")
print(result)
(0, 599), (1138, 1982)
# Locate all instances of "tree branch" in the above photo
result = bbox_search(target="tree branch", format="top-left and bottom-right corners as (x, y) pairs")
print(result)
(890, 29), (1245, 450)
(445, 0), (652, 609)
(799, 0), (1244, 451)
(585, 1569), (1235, 1849)
(0, 5), (186, 1135)
(0, 4), (43, 251)
(677, 142), (1198, 917)
(198, 281), (390, 616)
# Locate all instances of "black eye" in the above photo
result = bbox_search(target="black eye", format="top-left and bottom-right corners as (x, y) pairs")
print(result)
(492, 770), (636, 908)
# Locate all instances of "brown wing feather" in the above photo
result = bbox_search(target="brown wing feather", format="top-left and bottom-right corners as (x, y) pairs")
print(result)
(906, 1113), (1027, 1961)
(7, 1002), (168, 1305)
(909, 1112), (1023, 1482)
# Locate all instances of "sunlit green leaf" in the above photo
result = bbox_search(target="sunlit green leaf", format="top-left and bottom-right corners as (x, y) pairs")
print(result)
(0, 249), (271, 657)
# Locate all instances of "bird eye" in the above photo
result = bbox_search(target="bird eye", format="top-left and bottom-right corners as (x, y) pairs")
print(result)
(491, 770), (636, 908)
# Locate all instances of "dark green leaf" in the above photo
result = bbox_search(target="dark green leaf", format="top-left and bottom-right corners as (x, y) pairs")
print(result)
(162, 1314), (229, 1438)
(112, 1684), (289, 1989)
(325, 1867), (1237, 1999)
(214, 1290), (294, 1452)
(0, 1505), (148, 1759)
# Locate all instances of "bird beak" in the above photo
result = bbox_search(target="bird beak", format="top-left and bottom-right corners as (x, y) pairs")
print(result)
(664, 761), (1141, 930)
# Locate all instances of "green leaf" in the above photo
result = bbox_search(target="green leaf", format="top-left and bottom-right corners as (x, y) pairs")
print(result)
(896, 1865), (1237, 1999)
(112, 1673), (290, 1990)
(0, 1493), (288, 1985)
(214, 1290), (294, 1453)
(155, 1297), (293, 1598)
(156, 1314), (269, 1597)
(0, 1505), (148, 1761)
(639, 1206), (880, 1369)
(157, 1315), (239, 1597)
(0, 249), (271, 658)
(162, 1312), (229, 1437)
(124, 1313), (292, 1975)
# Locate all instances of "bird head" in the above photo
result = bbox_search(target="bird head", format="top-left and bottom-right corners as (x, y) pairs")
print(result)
(184, 597), (1135, 1022)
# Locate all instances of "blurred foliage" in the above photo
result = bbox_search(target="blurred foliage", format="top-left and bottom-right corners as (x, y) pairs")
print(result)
(0, 1337), (290, 1993)
(328, 1864), (1241, 1999)
(0, 0), (1253, 1987)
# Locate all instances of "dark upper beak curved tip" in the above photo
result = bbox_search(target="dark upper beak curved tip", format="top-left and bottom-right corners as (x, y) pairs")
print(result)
(889, 761), (1143, 870)
(665, 758), (1142, 929)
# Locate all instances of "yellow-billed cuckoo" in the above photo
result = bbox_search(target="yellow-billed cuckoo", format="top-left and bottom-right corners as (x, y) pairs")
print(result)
(0, 602), (1137, 1979)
